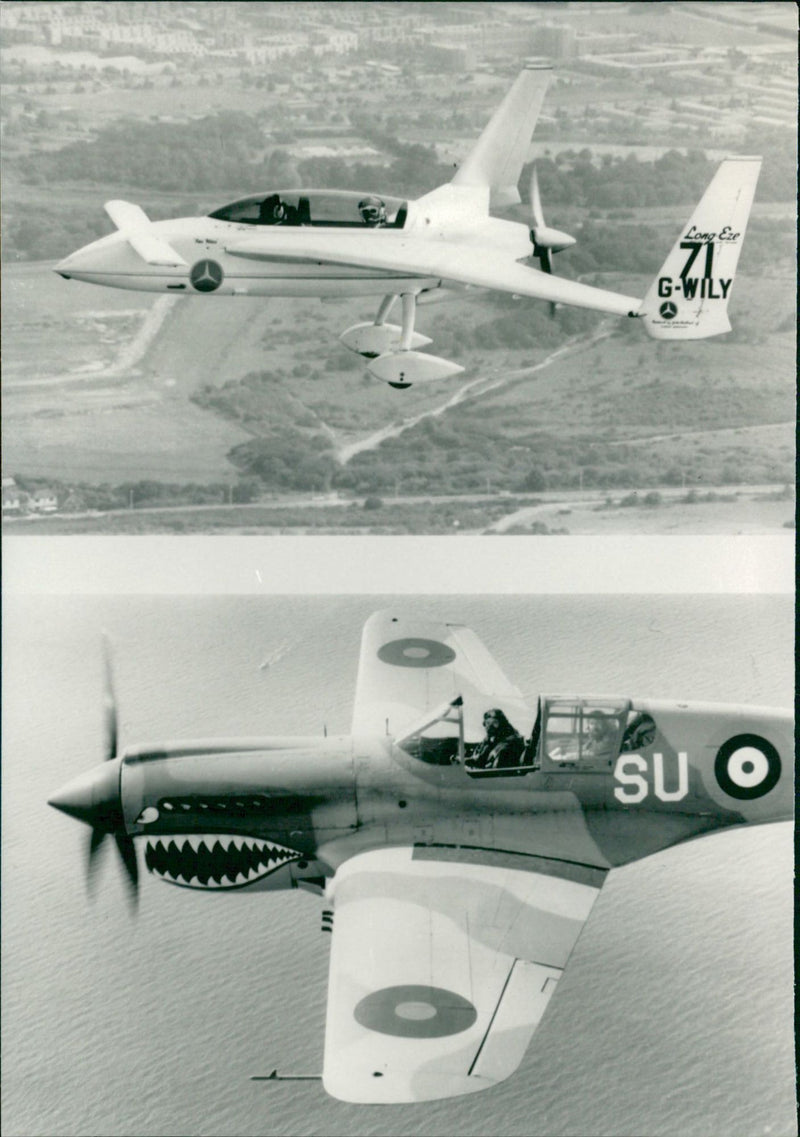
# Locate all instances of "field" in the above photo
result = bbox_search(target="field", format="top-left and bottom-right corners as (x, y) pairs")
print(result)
(2, 264), (252, 482)
(2, 262), (488, 481)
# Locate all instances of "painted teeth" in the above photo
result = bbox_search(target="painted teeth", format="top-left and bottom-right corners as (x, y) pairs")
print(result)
(144, 835), (299, 888)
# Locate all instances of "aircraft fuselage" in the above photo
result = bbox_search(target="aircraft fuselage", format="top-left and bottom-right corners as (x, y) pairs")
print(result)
(55, 190), (529, 300)
(54, 695), (790, 896)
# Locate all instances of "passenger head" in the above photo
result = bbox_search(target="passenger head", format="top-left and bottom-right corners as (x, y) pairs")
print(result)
(359, 196), (386, 227)
(587, 710), (612, 738)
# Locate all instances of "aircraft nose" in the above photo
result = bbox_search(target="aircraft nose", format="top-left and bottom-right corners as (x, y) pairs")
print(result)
(48, 757), (123, 831)
(54, 243), (97, 279)
(53, 232), (127, 279)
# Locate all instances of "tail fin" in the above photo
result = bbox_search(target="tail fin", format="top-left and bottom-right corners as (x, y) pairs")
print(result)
(451, 64), (551, 209)
(640, 157), (761, 340)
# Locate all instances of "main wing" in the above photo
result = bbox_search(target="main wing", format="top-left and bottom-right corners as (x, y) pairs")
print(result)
(350, 609), (535, 740)
(323, 846), (606, 1103)
(224, 229), (642, 318)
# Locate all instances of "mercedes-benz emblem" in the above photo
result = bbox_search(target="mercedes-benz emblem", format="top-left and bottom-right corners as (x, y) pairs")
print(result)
(190, 259), (224, 292)
(659, 301), (678, 320)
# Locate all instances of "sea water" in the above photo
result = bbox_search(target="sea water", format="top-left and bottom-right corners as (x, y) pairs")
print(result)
(2, 594), (795, 1137)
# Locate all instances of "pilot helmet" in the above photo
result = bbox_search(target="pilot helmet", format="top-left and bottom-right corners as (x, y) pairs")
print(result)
(483, 708), (506, 733)
(358, 196), (386, 226)
(262, 194), (285, 220)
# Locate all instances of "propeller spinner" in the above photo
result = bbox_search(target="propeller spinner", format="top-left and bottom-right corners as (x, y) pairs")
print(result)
(48, 636), (139, 908)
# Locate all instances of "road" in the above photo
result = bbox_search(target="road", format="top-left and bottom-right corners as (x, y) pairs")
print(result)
(604, 421), (795, 448)
(10, 483), (784, 527)
(488, 484), (788, 534)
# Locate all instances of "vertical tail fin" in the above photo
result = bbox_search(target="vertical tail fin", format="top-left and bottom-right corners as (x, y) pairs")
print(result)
(640, 157), (761, 340)
(451, 65), (552, 209)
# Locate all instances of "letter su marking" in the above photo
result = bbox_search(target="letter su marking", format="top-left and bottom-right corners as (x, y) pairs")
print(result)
(614, 752), (689, 803)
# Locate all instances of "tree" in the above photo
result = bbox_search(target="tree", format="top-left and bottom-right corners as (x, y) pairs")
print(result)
(232, 478), (262, 504)
(520, 467), (546, 492)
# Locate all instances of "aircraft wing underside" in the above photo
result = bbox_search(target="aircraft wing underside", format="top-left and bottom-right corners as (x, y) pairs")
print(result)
(323, 846), (605, 1103)
(225, 231), (641, 317)
(350, 610), (534, 740)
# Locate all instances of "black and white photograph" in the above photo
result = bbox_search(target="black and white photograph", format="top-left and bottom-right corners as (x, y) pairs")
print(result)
(2, 557), (795, 1136)
(1, 0), (796, 535)
(1, 2), (796, 1136)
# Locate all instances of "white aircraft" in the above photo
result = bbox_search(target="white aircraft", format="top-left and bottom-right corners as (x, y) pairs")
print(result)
(49, 611), (792, 1104)
(55, 66), (761, 388)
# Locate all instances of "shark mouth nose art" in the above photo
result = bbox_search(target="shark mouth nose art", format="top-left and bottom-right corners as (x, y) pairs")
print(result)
(145, 835), (300, 889)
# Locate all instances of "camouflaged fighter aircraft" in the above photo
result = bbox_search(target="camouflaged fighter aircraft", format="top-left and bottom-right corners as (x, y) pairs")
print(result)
(48, 610), (792, 1104)
(54, 66), (761, 388)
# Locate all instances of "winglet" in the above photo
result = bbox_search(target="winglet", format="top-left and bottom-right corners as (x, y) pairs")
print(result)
(451, 65), (552, 209)
(639, 157), (761, 339)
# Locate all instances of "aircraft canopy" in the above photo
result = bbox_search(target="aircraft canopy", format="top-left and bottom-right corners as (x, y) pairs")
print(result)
(208, 190), (408, 229)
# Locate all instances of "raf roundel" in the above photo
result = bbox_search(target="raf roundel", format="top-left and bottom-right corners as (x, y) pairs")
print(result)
(714, 734), (781, 800)
(377, 638), (456, 668)
(354, 985), (478, 1038)
(190, 259), (224, 292)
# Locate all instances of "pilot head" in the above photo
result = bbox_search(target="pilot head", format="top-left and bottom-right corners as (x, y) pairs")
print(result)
(260, 194), (285, 223)
(483, 709), (513, 740)
(358, 196), (387, 227)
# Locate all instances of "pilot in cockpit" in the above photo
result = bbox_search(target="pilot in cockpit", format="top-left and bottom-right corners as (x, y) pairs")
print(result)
(465, 709), (524, 771)
(259, 194), (285, 224)
(358, 196), (387, 227)
(259, 194), (298, 225)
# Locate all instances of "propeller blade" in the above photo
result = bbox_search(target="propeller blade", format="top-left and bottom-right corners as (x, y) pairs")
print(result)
(89, 827), (106, 860)
(53, 637), (138, 912)
(85, 831), (138, 909)
(86, 823), (107, 900)
(115, 834), (139, 909)
(529, 164), (545, 231)
(87, 826), (106, 897)
(101, 633), (118, 763)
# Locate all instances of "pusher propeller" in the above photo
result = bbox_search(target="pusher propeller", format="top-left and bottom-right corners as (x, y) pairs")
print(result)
(527, 164), (576, 313)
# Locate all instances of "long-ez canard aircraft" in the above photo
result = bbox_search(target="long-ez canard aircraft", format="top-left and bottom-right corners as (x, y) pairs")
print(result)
(49, 611), (792, 1104)
(55, 66), (761, 387)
